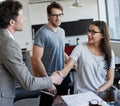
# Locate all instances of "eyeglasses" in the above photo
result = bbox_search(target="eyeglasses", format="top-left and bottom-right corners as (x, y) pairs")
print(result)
(87, 29), (101, 35)
(50, 13), (64, 18)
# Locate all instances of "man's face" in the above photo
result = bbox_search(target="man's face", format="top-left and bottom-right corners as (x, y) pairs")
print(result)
(13, 9), (25, 31)
(48, 8), (63, 27)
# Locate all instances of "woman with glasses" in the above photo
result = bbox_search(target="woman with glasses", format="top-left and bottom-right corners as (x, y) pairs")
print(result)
(55, 20), (115, 93)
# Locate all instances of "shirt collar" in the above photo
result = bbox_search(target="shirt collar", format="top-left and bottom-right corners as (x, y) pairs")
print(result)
(6, 29), (15, 40)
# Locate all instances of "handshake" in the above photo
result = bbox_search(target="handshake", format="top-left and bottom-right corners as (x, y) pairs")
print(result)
(50, 71), (65, 85)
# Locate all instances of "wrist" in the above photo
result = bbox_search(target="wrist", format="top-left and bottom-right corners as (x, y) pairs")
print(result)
(57, 71), (65, 79)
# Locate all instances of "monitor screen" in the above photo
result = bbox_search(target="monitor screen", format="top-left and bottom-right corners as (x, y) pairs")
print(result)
(60, 19), (93, 36)
(31, 18), (93, 38)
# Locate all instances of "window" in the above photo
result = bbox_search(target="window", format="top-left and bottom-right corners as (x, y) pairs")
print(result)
(105, 0), (120, 40)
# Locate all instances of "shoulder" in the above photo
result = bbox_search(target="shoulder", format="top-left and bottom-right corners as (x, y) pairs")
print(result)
(34, 25), (49, 40)
(36, 24), (48, 34)
(75, 42), (87, 50)
(0, 29), (18, 48)
(58, 27), (65, 32)
(1, 38), (21, 62)
(71, 42), (87, 55)
(3, 39), (20, 52)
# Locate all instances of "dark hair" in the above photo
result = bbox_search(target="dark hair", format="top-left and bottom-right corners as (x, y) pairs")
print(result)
(47, 1), (63, 15)
(0, 0), (22, 28)
(91, 20), (111, 70)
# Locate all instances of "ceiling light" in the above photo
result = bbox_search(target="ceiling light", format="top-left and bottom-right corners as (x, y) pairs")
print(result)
(72, 0), (84, 8)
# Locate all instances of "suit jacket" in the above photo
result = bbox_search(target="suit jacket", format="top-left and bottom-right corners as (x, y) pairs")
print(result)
(0, 29), (52, 105)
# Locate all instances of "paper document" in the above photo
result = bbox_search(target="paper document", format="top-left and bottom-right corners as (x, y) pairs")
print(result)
(61, 91), (108, 106)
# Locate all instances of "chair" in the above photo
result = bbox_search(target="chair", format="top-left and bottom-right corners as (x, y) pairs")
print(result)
(113, 64), (120, 89)
(67, 69), (76, 94)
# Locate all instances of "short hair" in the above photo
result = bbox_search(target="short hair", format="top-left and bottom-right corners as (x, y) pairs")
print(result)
(47, 1), (63, 15)
(0, 0), (23, 28)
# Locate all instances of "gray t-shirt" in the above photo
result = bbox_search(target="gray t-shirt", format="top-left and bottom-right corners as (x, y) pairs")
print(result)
(34, 24), (65, 75)
(70, 42), (115, 93)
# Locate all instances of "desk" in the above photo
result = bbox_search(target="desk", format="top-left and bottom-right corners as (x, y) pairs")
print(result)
(53, 90), (120, 106)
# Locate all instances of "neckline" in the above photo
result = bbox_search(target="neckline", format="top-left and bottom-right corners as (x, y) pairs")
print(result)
(86, 43), (104, 57)
(85, 44), (104, 58)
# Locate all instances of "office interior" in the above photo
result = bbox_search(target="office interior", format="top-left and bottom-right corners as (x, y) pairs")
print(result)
(14, 0), (120, 57)
(1, 0), (120, 105)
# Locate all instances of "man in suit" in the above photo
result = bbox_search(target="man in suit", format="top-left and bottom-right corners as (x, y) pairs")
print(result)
(0, 1), (62, 106)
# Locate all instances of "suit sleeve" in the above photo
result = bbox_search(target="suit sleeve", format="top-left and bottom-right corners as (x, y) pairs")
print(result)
(1, 39), (52, 90)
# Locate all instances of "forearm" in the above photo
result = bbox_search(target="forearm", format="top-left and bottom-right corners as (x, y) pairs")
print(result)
(62, 58), (75, 77)
(96, 80), (113, 92)
(64, 52), (69, 64)
(34, 59), (48, 77)
(96, 69), (114, 92)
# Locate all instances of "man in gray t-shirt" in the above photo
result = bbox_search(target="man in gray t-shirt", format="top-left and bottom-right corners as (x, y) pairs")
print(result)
(33, 2), (71, 106)
(34, 24), (65, 75)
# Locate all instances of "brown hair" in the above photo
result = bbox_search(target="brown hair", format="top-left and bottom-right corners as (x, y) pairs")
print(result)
(47, 1), (63, 15)
(0, 0), (22, 28)
(91, 20), (111, 70)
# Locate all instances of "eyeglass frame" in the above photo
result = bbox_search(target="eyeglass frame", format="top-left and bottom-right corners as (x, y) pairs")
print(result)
(50, 13), (64, 18)
(87, 29), (102, 35)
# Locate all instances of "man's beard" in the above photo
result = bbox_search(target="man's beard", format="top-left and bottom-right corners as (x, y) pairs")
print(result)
(15, 28), (23, 31)
(52, 23), (61, 27)
(50, 20), (61, 27)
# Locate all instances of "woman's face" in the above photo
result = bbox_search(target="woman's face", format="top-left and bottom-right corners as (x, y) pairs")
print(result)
(87, 24), (104, 45)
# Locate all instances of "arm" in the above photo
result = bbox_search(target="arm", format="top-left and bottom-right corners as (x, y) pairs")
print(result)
(51, 57), (75, 85)
(61, 57), (76, 77)
(96, 69), (114, 92)
(2, 40), (52, 90)
(64, 52), (69, 64)
(33, 45), (58, 93)
(33, 45), (48, 77)
(64, 52), (77, 70)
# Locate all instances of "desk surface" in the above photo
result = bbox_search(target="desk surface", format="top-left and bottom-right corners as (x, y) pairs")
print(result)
(53, 90), (120, 106)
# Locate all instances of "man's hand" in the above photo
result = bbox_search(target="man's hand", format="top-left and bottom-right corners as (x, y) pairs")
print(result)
(48, 84), (57, 95)
(51, 71), (64, 85)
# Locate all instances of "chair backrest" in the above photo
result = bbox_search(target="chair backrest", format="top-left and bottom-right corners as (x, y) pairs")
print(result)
(22, 50), (33, 75)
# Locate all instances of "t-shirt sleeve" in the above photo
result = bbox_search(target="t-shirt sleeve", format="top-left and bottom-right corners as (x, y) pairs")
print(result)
(34, 30), (47, 48)
(70, 45), (82, 62)
(110, 50), (115, 69)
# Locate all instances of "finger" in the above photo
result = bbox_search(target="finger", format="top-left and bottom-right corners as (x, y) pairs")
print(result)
(52, 71), (58, 76)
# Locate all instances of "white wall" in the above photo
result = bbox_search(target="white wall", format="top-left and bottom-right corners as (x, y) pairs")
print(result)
(28, 0), (99, 25)
(15, 0), (105, 49)
(14, 0), (33, 51)
(9, 0), (100, 52)
(14, 0), (120, 59)
(28, 0), (99, 46)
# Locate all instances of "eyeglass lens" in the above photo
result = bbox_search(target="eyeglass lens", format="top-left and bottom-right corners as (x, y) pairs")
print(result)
(51, 13), (63, 17)
(88, 29), (101, 35)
